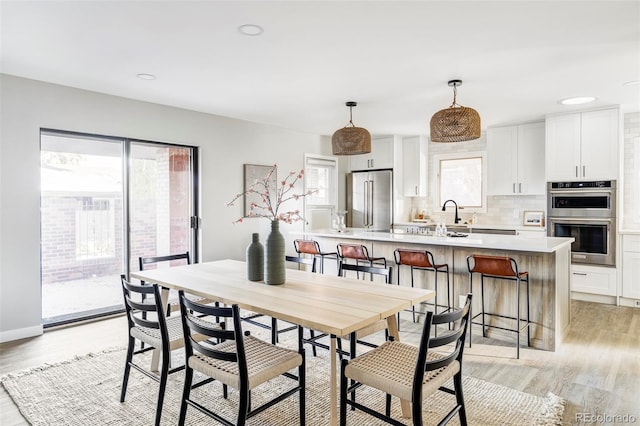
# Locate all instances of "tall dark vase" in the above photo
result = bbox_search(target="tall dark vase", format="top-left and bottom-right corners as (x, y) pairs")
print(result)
(265, 220), (286, 285)
(246, 233), (264, 281)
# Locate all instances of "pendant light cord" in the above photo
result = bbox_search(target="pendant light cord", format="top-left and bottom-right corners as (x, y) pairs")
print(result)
(450, 83), (459, 108)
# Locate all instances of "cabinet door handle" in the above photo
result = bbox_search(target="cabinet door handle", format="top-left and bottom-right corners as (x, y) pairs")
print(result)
(415, 185), (418, 195)
(519, 183), (522, 193)
(575, 166), (578, 178)
(572, 272), (588, 276)
(583, 165), (586, 177)
(371, 159), (374, 168)
(513, 183), (516, 193)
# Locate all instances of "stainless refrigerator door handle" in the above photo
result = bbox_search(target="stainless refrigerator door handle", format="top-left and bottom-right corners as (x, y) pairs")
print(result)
(369, 180), (373, 226)
(363, 180), (369, 226)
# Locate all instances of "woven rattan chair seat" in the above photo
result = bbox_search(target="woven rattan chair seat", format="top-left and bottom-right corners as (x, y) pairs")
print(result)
(189, 334), (303, 390)
(344, 340), (460, 402)
(130, 315), (214, 351)
(130, 315), (185, 350)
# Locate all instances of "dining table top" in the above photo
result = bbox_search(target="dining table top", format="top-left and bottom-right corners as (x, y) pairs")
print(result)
(130, 258), (435, 338)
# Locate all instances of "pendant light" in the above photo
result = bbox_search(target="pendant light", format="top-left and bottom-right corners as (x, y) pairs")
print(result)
(332, 101), (371, 155)
(430, 80), (481, 142)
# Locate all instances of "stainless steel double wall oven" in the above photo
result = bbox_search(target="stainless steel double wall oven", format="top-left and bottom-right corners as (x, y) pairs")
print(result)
(547, 180), (616, 266)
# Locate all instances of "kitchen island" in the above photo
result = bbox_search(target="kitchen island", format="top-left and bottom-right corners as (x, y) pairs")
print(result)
(299, 229), (574, 351)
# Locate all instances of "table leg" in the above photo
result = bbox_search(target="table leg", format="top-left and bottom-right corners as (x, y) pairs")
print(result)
(386, 314), (411, 418)
(151, 286), (171, 372)
(330, 334), (337, 426)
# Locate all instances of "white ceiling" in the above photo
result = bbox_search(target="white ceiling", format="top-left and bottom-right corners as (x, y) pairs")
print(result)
(2, 1), (639, 137)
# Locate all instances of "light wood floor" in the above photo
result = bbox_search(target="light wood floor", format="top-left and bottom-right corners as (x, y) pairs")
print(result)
(1, 300), (638, 425)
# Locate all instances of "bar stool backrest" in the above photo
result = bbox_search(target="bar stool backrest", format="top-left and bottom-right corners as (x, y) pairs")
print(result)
(467, 255), (519, 278)
(294, 239), (321, 255)
(337, 243), (369, 260)
(394, 249), (436, 268)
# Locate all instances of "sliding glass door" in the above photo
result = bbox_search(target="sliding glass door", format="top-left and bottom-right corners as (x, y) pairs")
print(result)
(40, 130), (198, 326)
(129, 142), (196, 272)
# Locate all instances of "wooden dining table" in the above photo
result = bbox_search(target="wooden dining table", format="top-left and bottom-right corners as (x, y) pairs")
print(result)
(131, 259), (435, 425)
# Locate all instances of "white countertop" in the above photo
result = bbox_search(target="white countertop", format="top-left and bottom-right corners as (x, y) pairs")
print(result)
(302, 229), (573, 253)
(394, 221), (547, 232)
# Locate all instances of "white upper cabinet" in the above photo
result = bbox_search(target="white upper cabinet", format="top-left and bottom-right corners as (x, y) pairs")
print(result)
(402, 136), (428, 196)
(546, 108), (619, 181)
(348, 137), (394, 171)
(487, 121), (545, 195)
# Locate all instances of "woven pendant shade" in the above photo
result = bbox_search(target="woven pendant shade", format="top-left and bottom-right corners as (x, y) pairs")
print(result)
(430, 80), (481, 143)
(332, 101), (371, 155)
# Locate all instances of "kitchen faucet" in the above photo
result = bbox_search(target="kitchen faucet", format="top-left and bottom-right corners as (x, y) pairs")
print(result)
(442, 199), (461, 224)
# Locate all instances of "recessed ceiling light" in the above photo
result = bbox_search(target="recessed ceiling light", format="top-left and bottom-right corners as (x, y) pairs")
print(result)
(559, 96), (597, 105)
(623, 80), (640, 86)
(136, 73), (156, 80)
(238, 24), (264, 36)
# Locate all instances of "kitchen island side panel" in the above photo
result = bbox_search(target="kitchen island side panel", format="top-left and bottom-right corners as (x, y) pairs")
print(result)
(312, 234), (571, 351)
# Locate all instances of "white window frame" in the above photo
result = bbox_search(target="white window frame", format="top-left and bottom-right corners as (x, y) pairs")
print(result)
(433, 151), (487, 214)
(303, 153), (338, 231)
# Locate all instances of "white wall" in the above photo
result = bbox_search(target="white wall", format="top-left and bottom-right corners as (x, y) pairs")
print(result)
(0, 74), (330, 342)
(622, 112), (640, 229)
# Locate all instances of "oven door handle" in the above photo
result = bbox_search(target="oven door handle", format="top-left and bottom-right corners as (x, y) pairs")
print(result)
(548, 189), (612, 195)
(548, 216), (612, 223)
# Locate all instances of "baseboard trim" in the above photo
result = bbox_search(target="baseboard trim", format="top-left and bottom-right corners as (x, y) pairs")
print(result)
(618, 297), (640, 308)
(0, 324), (43, 343)
(570, 291), (616, 305)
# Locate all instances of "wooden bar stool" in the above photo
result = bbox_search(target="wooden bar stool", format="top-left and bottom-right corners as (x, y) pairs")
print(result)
(337, 243), (387, 279)
(393, 248), (451, 322)
(293, 239), (338, 273)
(466, 254), (531, 359)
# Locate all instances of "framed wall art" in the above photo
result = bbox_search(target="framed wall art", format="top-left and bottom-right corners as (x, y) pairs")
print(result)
(243, 164), (276, 217)
(523, 210), (544, 227)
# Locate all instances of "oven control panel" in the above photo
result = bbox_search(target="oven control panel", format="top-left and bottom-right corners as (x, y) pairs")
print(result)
(549, 180), (613, 189)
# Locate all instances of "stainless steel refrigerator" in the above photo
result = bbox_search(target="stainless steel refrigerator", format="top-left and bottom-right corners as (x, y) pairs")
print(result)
(346, 169), (393, 231)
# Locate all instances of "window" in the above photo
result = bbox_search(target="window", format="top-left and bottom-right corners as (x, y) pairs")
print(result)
(76, 198), (115, 260)
(304, 154), (338, 230)
(435, 152), (486, 211)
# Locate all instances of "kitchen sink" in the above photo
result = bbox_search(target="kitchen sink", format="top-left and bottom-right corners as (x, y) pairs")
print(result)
(446, 232), (468, 238)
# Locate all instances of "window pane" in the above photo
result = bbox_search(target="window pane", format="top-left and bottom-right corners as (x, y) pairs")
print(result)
(40, 133), (124, 322)
(439, 157), (482, 207)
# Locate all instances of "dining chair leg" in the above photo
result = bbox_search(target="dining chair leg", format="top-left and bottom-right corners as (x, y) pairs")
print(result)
(454, 372), (468, 426)
(237, 387), (249, 426)
(309, 329), (318, 357)
(339, 360), (348, 426)
(120, 337), (135, 402)
(271, 317), (278, 344)
(299, 351), (306, 426)
(178, 366), (194, 426)
(385, 393), (391, 417)
(155, 352), (170, 426)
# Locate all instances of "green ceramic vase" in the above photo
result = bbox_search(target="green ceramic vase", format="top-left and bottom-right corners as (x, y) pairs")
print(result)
(246, 233), (264, 281)
(265, 220), (286, 285)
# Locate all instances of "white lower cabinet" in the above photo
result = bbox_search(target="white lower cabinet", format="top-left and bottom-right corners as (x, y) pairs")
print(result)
(571, 264), (616, 297)
(622, 235), (640, 300)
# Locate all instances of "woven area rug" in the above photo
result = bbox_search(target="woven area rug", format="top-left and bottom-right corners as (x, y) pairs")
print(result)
(2, 343), (565, 426)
